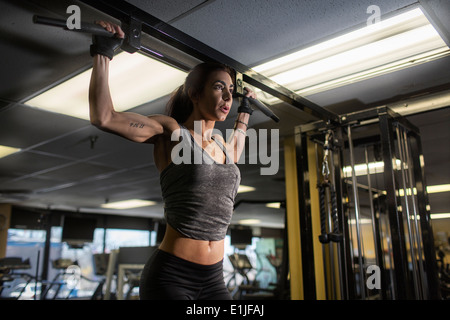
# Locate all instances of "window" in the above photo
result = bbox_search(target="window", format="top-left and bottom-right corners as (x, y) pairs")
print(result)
(3, 226), (153, 299)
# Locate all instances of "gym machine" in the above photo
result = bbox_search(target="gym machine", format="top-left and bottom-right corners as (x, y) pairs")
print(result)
(297, 106), (441, 300)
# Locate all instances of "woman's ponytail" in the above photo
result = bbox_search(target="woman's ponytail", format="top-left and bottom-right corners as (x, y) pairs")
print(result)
(166, 84), (193, 124)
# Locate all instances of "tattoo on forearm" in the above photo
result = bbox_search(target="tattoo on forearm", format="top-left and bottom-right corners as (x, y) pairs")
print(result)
(130, 122), (145, 129)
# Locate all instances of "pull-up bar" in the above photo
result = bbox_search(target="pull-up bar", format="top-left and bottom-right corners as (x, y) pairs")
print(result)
(33, 15), (113, 38)
(33, 14), (281, 122)
(34, 1), (340, 124)
(77, 0), (340, 124)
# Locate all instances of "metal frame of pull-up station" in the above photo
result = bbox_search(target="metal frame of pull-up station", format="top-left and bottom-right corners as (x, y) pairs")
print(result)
(77, 0), (341, 125)
(294, 106), (441, 300)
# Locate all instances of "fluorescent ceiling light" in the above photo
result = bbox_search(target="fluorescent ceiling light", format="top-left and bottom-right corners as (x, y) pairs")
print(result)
(397, 184), (450, 196)
(349, 214), (450, 222)
(343, 161), (449, 194)
(239, 219), (261, 225)
(238, 185), (256, 193)
(427, 184), (450, 194)
(266, 202), (281, 209)
(0, 145), (21, 159)
(348, 218), (373, 224)
(101, 199), (156, 209)
(25, 52), (187, 120)
(343, 160), (403, 177)
(389, 90), (450, 116)
(253, 7), (450, 98)
(409, 213), (450, 220)
(431, 213), (450, 220)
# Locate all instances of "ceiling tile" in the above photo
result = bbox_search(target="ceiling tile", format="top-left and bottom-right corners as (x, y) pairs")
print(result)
(0, 151), (68, 176)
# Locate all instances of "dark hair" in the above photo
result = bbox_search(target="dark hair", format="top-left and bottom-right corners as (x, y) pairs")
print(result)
(166, 62), (236, 123)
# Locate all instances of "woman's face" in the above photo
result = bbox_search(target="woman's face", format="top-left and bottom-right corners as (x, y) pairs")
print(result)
(193, 70), (234, 122)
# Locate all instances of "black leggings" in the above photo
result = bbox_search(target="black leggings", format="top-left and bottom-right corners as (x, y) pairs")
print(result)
(139, 249), (232, 300)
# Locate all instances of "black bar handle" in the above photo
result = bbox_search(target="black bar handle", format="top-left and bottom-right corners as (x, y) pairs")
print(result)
(248, 96), (280, 123)
(234, 91), (280, 123)
(318, 183), (330, 244)
(33, 15), (116, 38)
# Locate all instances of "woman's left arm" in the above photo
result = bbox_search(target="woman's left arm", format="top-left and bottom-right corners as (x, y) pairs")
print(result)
(226, 87), (256, 163)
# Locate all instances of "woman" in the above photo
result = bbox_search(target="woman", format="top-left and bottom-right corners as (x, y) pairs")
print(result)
(89, 21), (256, 300)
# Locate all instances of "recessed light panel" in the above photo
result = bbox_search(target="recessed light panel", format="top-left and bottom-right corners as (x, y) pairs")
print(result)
(25, 52), (187, 120)
(253, 7), (449, 98)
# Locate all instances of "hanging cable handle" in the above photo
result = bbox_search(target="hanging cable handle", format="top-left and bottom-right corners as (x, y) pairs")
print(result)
(318, 183), (330, 244)
(328, 184), (343, 243)
(318, 131), (332, 244)
(325, 130), (343, 243)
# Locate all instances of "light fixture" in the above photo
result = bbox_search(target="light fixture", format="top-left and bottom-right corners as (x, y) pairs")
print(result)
(266, 202), (281, 209)
(342, 161), (449, 195)
(253, 7), (449, 98)
(101, 199), (157, 209)
(348, 218), (373, 225)
(397, 184), (450, 196)
(427, 184), (450, 194)
(343, 161), (386, 177)
(0, 145), (21, 159)
(388, 90), (450, 116)
(238, 185), (256, 193)
(342, 159), (443, 177)
(24, 52), (187, 120)
(239, 219), (261, 225)
(411, 213), (450, 220)
(431, 213), (450, 220)
(349, 214), (450, 222)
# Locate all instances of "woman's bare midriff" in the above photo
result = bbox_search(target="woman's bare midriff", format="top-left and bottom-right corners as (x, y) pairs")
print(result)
(158, 224), (225, 265)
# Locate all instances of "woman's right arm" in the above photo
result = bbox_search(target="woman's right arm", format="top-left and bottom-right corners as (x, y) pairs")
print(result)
(88, 22), (177, 144)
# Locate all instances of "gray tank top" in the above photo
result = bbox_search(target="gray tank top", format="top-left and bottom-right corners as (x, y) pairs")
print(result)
(160, 125), (241, 241)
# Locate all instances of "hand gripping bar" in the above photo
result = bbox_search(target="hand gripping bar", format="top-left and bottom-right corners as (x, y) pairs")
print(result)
(33, 15), (141, 53)
(33, 15), (114, 38)
(233, 91), (280, 123)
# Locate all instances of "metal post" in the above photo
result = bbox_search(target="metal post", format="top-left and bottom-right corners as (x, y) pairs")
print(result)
(365, 147), (379, 269)
(298, 133), (319, 299)
(347, 196), (357, 296)
(395, 125), (421, 299)
(402, 129), (427, 298)
(328, 141), (345, 300)
(379, 113), (411, 299)
(408, 133), (441, 299)
(334, 127), (353, 300)
(347, 125), (366, 299)
(382, 211), (396, 299)
(371, 196), (388, 299)
(365, 145), (386, 299)
(326, 144), (339, 300)
(283, 135), (304, 300)
(314, 142), (331, 299)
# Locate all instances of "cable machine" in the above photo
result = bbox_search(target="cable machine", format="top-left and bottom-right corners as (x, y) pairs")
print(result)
(297, 106), (441, 300)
